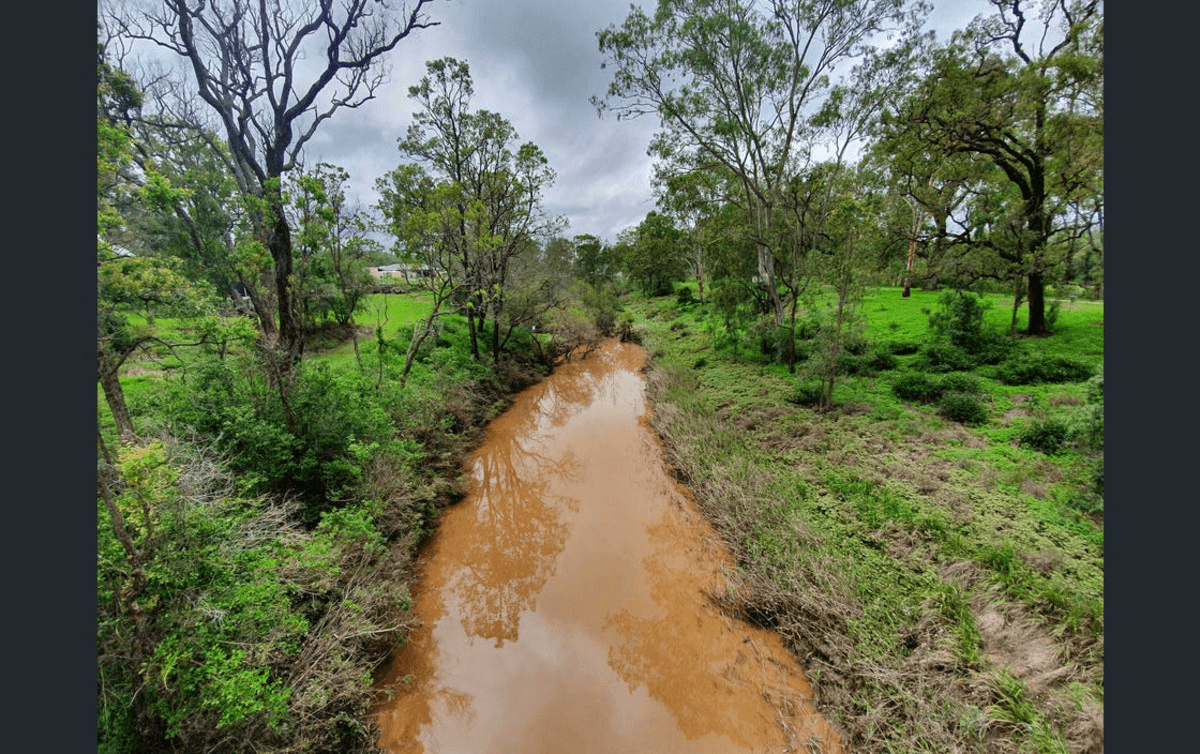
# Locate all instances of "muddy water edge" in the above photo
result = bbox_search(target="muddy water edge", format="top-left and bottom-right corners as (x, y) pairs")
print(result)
(373, 339), (844, 753)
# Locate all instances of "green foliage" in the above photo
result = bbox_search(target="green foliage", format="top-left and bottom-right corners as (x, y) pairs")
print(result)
(1067, 372), (1104, 451)
(864, 349), (899, 372)
(159, 356), (393, 511)
(675, 284), (696, 307)
(891, 371), (943, 403)
(928, 291), (989, 351)
(1019, 419), (1071, 455)
(937, 392), (989, 425)
(937, 372), (981, 395)
(915, 342), (977, 372)
(886, 340), (922, 355)
(787, 381), (825, 407)
(995, 352), (1093, 385)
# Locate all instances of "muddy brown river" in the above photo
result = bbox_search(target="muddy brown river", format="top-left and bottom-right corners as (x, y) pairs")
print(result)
(374, 339), (843, 753)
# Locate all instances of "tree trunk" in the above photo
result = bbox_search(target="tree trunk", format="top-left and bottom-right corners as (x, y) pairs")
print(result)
(99, 351), (137, 443)
(1025, 269), (1047, 335)
(267, 200), (304, 363)
(902, 233), (917, 298)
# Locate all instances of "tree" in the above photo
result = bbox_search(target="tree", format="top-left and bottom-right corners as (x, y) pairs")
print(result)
(879, 0), (1103, 334)
(596, 0), (930, 326)
(288, 163), (374, 345)
(654, 164), (725, 303)
(110, 0), (439, 368)
(390, 57), (560, 363)
(622, 211), (688, 296)
(98, 46), (237, 442)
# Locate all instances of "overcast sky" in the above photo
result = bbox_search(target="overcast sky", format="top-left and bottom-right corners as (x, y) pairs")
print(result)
(129, 0), (992, 246)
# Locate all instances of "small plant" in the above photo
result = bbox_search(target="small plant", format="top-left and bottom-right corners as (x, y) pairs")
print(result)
(1019, 418), (1071, 454)
(692, 356), (708, 370)
(938, 392), (989, 425)
(891, 371), (943, 403)
(675, 284), (696, 307)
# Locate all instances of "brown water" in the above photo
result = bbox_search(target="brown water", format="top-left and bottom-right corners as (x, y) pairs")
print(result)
(375, 340), (843, 754)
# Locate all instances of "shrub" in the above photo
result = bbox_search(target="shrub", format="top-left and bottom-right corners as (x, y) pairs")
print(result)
(1067, 372), (1104, 451)
(916, 342), (978, 372)
(996, 353), (1093, 385)
(886, 340), (922, 355)
(1019, 418), (1071, 454)
(938, 372), (982, 394)
(938, 392), (989, 425)
(865, 349), (899, 372)
(891, 372), (943, 403)
(844, 337), (871, 356)
(928, 291), (995, 353)
(675, 284), (696, 307)
(692, 357), (708, 370)
(788, 381), (824, 407)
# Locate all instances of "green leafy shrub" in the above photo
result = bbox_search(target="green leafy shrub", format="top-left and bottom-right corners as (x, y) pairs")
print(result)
(865, 349), (899, 372)
(891, 371), (944, 403)
(844, 337), (871, 356)
(886, 340), (922, 355)
(915, 342), (978, 372)
(1019, 418), (1071, 454)
(675, 284), (695, 307)
(938, 392), (989, 425)
(938, 372), (982, 394)
(788, 381), (824, 406)
(1067, 372), (1104, 451)
(996, 353), (1093, 385)
(692, 357), (708, 370)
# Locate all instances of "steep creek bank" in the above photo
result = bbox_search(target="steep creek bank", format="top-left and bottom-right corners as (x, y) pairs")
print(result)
(374, 339), (842, 753)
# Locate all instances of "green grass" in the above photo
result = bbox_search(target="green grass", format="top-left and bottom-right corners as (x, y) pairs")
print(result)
(628, 283), (1104, 754)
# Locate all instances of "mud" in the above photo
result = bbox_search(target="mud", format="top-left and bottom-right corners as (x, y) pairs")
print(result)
(375, 339), (843, 753)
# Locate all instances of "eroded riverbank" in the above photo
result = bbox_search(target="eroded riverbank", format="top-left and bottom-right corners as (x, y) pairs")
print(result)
(374, 339), (842, 753)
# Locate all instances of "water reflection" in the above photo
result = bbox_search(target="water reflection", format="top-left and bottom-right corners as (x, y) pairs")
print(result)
(375, 341), (842, 754)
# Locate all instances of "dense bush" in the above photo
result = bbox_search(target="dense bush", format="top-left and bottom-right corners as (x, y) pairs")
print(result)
(938, 372), (982, 395)
(1019, 418), (1071, 454)
(886, 340), (922, 355)
(938, 392), (989, 425)
(97, 439), (406, 754)
(676, 284), (696, 307)
(865, 349), (899, 372)
(995, 352), (1093, 385)
(159, 356), (394, 514)
(915, 342), (978, 372)
(788, 380), (825, 407)
(891, 372), (944, 403)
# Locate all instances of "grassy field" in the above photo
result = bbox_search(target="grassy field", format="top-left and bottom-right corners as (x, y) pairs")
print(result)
(628, 285), (1104, 754)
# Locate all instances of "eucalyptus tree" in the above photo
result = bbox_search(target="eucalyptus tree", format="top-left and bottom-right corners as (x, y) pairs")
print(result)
(653, 162), (728, 303)
(879, 0), (1103, 334)
(107, 0), (440, 371)
(596, 0), (931, 327)
(388, 57), (560, 363)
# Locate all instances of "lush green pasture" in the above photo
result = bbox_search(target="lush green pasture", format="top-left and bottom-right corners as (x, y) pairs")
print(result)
(629, 284), (1104, 754)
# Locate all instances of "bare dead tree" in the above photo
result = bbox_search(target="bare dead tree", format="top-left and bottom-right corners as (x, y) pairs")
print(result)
(106, 0), (440, 374)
